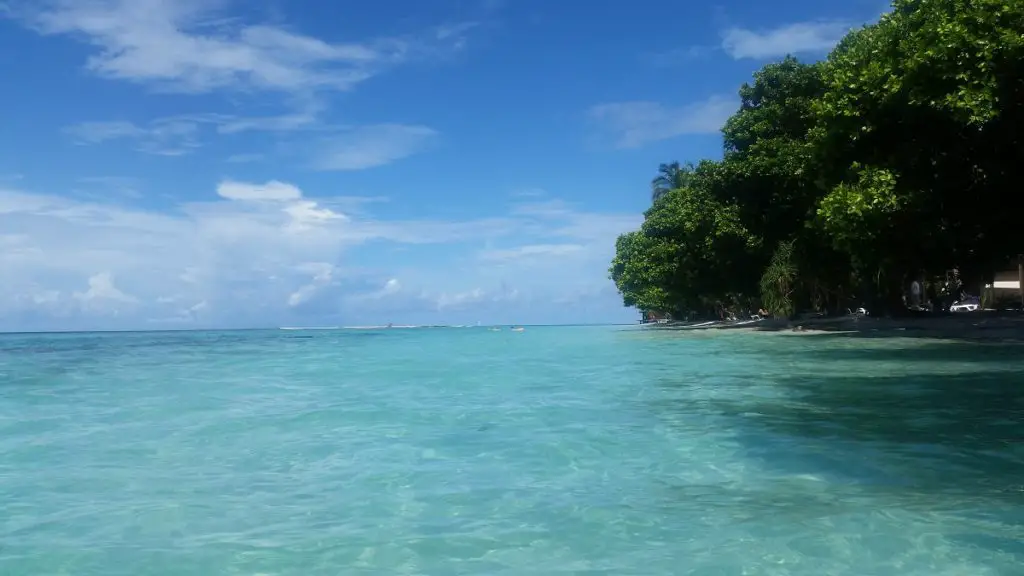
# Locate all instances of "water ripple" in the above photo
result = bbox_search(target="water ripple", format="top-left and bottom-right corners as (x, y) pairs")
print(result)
(1, 327), (1022, 574)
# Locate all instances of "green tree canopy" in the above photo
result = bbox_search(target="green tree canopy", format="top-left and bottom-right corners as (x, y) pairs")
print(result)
(612, 0), (1024, 319)
(813, 0), (1024, 281)
(611, 184), (761, 316)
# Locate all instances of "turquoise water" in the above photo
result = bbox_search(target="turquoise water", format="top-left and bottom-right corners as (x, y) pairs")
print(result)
(1, 326), (1023, 575)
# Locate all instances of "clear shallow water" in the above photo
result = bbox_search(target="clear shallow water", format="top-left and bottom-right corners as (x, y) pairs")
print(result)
(1, 326), (1023, 575)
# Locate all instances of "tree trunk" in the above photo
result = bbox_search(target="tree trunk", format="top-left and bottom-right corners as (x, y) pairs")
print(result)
(870, 277), (909, 317)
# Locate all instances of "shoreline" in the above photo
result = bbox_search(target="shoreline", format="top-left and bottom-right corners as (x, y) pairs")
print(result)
(643, 312), (1024, 341)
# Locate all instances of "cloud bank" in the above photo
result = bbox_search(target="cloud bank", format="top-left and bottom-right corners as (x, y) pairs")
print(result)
(10, 0), (473, 169)
(0, 182), (640, 330)
(721, 21), (853, 60)
(588, 94), (737, 148)
(15, 0), (468, 94)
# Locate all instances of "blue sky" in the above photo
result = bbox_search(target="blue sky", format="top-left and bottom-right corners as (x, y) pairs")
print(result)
(0, 0), (886, 331)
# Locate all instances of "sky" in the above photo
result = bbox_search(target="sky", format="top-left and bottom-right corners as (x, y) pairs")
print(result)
(0, 0), (888, 331)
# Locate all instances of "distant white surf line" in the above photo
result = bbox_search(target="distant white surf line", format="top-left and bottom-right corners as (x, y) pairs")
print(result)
(341, 325), (419, 330)
(281, 325), (470, 330)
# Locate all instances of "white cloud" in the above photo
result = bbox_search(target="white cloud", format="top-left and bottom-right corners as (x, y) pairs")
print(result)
(346, 277), (403, 304)
(283, 201), (346, 232)
(479, 244), (584, 261)
(73, 176), (142, 200)
(215, 99), (327, 134)
(62, 114), (439, 169)
(64, 121), (141, 142)
(721, 21), (851, 60)
(588, 94), (736, 148)
(217, 112), (317, 134)
(435, 22), (479, 42)
(314, 124), (438, 171)
(74, 272), (136, 303)
(15, 0), (472, 95)
(217, 180), (302, 201)
(72, 272), (138, 316)
(60, 106), (328, 156)
(436, 288), (487, 310)
(15, 1), (470, 165)
(287, 262), (336, 307)
(64, 118), (203, 156)
(426, 283), (524, 312)
(0, 184), (641, 329)
(33, 291), (62, 305)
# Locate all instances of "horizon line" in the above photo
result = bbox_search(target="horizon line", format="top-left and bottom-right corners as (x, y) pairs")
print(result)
(0, 322), (640, 336)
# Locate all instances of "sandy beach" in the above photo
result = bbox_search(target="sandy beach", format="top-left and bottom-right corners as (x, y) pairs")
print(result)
(644, 312), (1024, 341)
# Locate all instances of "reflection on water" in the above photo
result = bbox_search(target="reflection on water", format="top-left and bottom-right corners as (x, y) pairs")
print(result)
(0, 327), (1023, 574)
(637, 331), (1024, 573)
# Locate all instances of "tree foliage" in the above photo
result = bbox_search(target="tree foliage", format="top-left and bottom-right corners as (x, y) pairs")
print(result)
(759, 240), (798, 318)
(608, 231), (675, 313)
(611, 0), (1024, 319)
(610, 185), (760, 317)
(717, 56), (825, 250)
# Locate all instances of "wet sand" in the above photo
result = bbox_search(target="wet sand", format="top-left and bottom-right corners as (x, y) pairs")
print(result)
(645, 312), (1024, 341)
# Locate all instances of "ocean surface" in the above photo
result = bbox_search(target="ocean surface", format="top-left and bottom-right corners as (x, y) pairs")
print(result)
(1, 325), (1023, 575)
